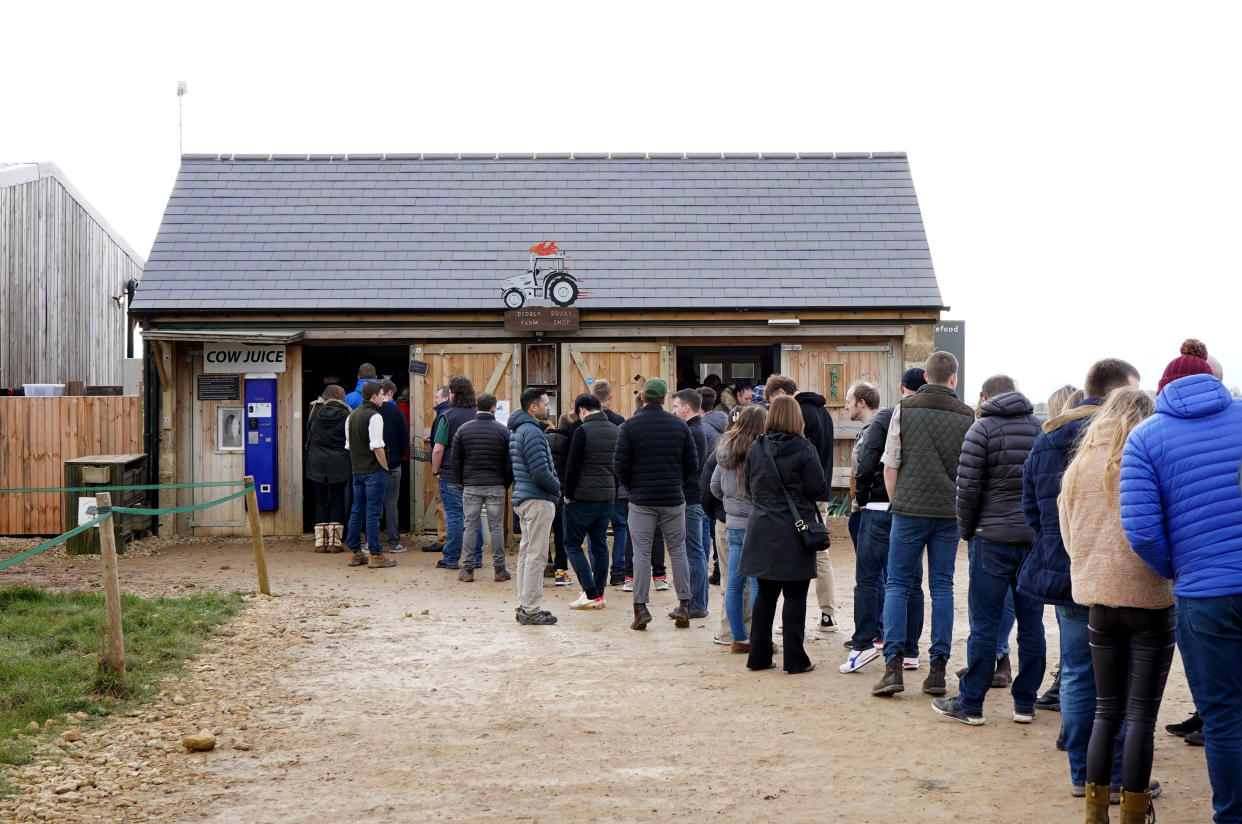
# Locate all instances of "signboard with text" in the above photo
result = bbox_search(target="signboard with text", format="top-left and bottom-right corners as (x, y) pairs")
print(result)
(203, 344), (287, 374)
(934, 320), (966, 398)
(503, 307), (579, 333)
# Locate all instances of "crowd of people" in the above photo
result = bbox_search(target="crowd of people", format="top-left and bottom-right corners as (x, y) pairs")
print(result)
(302, 341), (1242, 824)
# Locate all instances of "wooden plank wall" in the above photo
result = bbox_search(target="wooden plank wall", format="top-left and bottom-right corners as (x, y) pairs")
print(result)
(0, 396), (142, 535)
(0, 175), (139, 387)
(782, 338), (901, 488)
(177, 348), (304, 537)
(412, 345), (516, 532)
(562, 343), (665, 418)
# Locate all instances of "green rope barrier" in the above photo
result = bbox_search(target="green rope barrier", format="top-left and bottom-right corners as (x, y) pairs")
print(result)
(102, 486), (253, 516)
(0, 480), (249, 494)
(0, 513), (113, 572)
(0, 484), (255, 572)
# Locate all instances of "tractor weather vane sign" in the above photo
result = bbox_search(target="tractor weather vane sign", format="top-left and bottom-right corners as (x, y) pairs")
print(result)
(500, 241), (584, 309)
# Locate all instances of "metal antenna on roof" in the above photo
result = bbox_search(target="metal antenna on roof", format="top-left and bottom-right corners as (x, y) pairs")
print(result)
(176, 81), (188, 156)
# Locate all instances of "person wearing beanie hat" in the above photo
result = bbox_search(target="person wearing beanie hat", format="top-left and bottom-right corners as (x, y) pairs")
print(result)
(901, 367), (927, 393)
(614, 376), (700, 630)
(1158, 339), (1216, 395)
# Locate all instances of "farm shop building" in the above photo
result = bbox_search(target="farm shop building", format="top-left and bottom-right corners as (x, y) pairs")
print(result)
(131, 151), (946, 538)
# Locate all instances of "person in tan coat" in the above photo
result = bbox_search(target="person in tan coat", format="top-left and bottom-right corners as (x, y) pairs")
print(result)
(1059, 386), (1172, 824)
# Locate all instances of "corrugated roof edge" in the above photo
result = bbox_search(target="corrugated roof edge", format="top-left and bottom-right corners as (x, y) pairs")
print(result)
(178, 151), (909, 162)
(0, 161), (146, 268)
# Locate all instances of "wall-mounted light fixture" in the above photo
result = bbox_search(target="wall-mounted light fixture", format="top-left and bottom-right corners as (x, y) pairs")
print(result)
(767, 318), (800, 327)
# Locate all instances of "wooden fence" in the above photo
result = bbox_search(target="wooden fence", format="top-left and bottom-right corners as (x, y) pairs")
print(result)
(0, 396), (142, 535)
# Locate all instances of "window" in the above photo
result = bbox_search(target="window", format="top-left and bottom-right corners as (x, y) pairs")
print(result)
(217, 406), (245, 451)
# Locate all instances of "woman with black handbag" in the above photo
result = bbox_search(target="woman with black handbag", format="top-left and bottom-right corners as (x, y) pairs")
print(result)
(740, 395), (830, 673)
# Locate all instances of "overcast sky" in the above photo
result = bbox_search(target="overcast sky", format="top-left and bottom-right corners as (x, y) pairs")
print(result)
(4, 2), (1238, 402)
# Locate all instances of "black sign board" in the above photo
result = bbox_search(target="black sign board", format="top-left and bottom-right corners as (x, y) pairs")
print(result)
(934, 320), (966, 398)
(409, 360), (429, 375)
(503, 307), (580, 333)
(197, 375), (241, 401)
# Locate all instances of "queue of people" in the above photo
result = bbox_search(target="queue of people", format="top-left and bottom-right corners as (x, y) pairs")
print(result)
(303, 341), (1241, 824)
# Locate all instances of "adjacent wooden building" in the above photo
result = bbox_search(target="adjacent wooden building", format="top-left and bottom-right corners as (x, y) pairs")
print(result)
(132, 151), (947, 537)
(0, 162), (144, 388)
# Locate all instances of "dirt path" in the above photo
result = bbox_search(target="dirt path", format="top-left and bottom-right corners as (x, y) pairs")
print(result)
(0, 534), (1214, 823)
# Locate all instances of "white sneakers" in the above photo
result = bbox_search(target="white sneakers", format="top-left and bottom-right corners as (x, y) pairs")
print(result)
(839, 646), (881, 673)
(902, 657), (921, 670)
(568, 592), (606, 610)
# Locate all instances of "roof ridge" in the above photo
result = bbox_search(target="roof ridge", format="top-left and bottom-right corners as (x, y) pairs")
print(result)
(180, 151), (907, 162)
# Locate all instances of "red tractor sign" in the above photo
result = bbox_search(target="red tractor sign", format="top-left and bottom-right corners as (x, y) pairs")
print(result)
(500, 241), (582, 309)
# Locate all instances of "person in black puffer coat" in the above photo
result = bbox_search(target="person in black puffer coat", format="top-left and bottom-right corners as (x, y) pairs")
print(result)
(451, 393), (513, 580)
(305, 385), (353, 552)
(937, 376), (1046, 725)
(739, 396), (828, 674)
(545, 413), (578, 581)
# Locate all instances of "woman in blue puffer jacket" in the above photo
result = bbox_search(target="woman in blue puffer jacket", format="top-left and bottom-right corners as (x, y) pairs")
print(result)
(1120, 345), (1242, 824)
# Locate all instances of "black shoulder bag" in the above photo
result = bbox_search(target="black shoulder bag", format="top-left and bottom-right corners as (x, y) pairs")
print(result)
(757, 437), (831, 552)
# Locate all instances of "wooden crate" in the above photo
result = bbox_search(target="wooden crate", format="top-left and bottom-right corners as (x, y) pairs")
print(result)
(63, 454), (149, 554)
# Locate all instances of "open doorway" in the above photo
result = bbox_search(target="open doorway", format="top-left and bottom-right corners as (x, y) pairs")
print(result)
(675, 344), (779, 401)
(300, 344), (411, 534)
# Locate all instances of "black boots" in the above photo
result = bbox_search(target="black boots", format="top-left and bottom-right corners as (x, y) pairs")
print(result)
(1037, 665), (1062, 711)
(923, 657), (948, 696)
(872, 657), (905, 696)
(631, 603), (652, 631)
(670, 600), (691, 628)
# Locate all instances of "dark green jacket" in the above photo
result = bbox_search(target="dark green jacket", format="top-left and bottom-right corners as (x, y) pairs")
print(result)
(889, 384), (974, 519)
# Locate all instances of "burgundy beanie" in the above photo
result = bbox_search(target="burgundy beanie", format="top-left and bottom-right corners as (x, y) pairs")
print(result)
(1158, 339), (1215, 394)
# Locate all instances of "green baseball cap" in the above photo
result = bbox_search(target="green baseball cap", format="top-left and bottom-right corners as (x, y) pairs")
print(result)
(642, 378), (668, 402)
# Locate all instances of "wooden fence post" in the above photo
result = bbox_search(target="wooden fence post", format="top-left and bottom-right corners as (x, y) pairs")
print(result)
(244, 476), (271, 595)
(96, 492), (125, 679)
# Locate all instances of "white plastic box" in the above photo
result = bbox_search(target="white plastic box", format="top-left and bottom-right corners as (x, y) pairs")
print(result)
(22, 384), (66, 396)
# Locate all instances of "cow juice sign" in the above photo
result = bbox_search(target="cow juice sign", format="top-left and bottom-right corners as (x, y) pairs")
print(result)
(203, 344), (287, 374)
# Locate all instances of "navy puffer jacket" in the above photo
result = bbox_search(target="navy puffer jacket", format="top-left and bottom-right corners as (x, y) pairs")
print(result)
(508, 409), (560, 506)
(1121, 375), (1242, 598)
(1016, 400), (1101, 606)
(955, 392), (1041, 544)
(613, 403), (697, 507)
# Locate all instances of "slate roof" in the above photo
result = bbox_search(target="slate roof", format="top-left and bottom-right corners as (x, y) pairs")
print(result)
(134, 152), (942, 313)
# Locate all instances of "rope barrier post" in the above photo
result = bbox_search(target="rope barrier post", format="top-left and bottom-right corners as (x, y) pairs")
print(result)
(244, 476), (271, 595)
(96, 492), (126, 679)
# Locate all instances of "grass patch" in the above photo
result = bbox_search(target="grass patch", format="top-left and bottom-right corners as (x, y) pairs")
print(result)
(0, 585), (246, 790)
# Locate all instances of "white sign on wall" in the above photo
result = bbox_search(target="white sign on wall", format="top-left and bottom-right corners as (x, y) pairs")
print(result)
(203, 344), (287, 374)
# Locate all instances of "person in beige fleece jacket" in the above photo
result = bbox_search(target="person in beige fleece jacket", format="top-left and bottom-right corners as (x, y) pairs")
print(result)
(1059, 386), (1173, 824)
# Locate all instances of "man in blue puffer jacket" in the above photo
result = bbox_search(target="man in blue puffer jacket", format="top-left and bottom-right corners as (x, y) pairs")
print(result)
(1017, 357), (1140, 799)
(509, 387), (561, 626)
(1121, 368), (1242, 823)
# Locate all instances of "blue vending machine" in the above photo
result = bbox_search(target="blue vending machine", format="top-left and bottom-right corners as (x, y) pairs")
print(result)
(244, 376), (278, 510)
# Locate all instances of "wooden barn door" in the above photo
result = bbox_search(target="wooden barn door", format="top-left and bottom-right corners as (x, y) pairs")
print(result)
(561, 341), (672, 419)
(780, 339), (900, 489)
(409, 343), (519, 534)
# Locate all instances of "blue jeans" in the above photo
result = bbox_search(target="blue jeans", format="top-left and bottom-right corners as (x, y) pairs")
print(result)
(725, 528), (758, 641)
(851, 509), (924, 653)
(882, 514), (957, 662)
(703, 516), (714, 569)
(1178, 594), (1242, 822)
(438, 479), (482, 566)
(345, 469), (388, 553)
(958, 540), (1045, 714)
(685, 503), (708, 611)
(609, 499), (629, 577)
(1057, 604), (1124, 787)
(564, 500), (613, 599)
(967, 539), (1016, 656)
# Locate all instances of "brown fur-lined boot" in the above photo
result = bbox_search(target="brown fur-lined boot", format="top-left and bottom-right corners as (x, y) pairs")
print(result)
(328, 523), (345, 552)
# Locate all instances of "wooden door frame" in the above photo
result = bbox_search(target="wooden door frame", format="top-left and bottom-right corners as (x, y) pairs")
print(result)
(409, 342), (520, 533)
